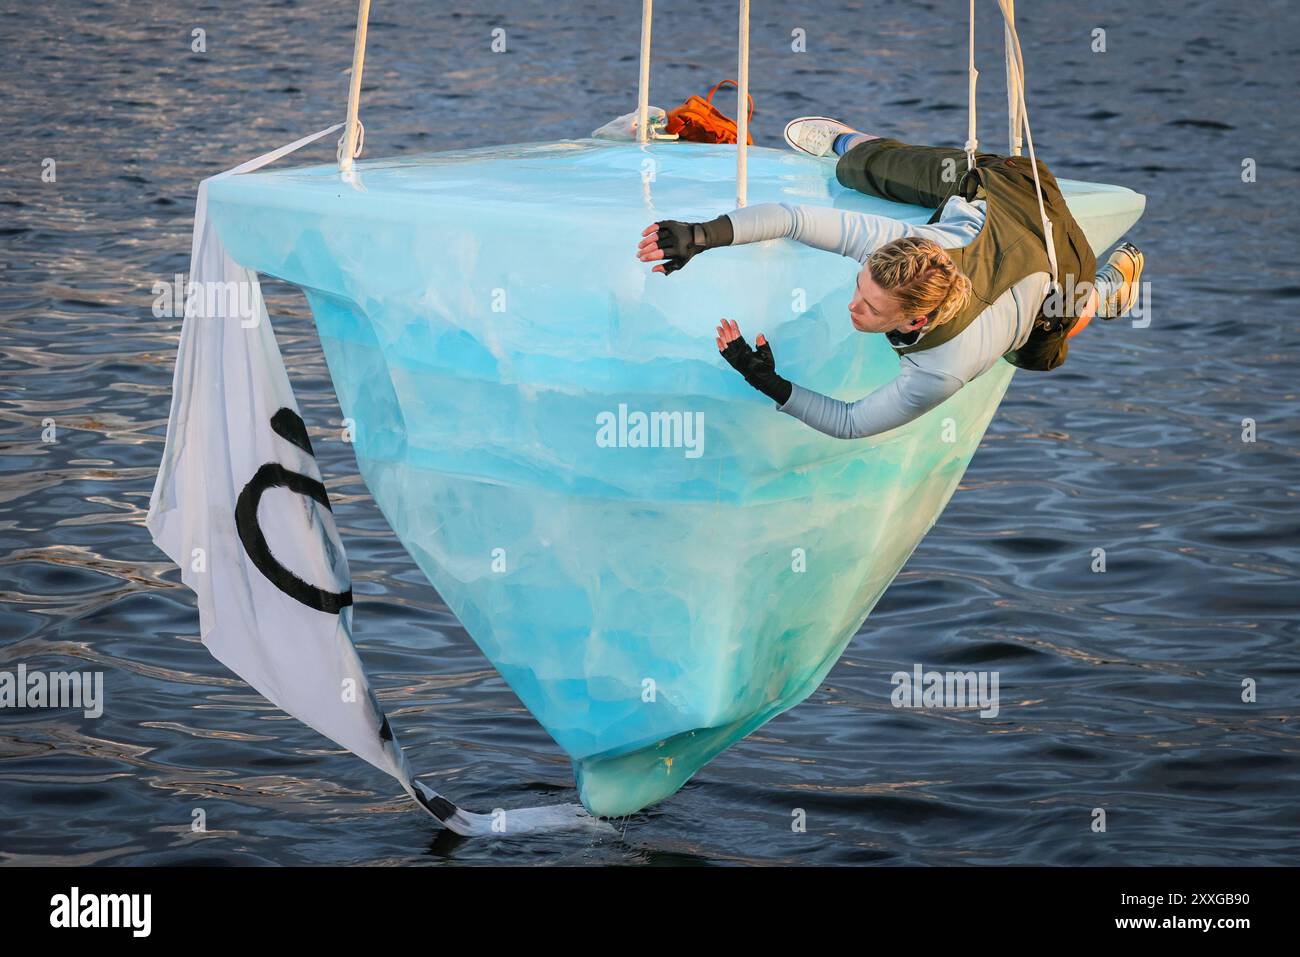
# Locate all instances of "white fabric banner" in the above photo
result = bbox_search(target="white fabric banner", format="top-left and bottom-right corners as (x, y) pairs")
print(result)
(147, 127), (600, 836)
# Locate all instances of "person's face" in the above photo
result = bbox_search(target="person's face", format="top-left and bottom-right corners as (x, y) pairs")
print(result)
(848, 265), (928, 335)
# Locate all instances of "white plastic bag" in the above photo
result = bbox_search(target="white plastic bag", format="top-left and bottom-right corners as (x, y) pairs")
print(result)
(591, 106), (675, 141)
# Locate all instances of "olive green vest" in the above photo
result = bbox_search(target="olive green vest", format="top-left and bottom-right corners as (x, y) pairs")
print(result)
(892, 155), (1097, 372)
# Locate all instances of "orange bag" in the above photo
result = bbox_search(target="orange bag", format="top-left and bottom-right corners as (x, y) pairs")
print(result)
(665, 79), (754, 145)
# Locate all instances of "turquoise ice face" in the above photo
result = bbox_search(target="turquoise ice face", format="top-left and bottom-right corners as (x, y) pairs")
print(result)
(206, 139), (1144, 817)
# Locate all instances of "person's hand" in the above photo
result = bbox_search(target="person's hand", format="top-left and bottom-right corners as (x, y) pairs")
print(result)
(638, 220), (701, 275)
(716, 319), (791, 405)
(637, 215), (734, 275)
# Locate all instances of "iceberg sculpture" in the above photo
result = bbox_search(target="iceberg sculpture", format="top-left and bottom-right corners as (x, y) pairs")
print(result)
(204, 139), (1144, 817)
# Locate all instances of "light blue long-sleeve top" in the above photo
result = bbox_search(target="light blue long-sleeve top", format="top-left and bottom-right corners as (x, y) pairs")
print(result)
(725, 198), (1050, 439)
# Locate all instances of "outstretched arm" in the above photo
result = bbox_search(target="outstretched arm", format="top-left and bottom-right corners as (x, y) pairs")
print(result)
(726, 201), (982, 264)
(717, 320), (963, 440)
(775, 364), (964, 439)
(638, 200), (982, 273)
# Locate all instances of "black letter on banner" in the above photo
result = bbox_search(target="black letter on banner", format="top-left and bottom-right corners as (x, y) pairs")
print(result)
(235, 408), (353, 614)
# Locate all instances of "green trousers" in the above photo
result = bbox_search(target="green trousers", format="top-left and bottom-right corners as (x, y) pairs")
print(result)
(834, 137), (1000, 214)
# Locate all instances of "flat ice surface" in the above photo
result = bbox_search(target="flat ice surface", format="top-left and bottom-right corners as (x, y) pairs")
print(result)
(207, 139), (1144, 816)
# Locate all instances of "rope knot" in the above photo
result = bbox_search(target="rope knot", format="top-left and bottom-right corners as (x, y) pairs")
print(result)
(336, 119), (365, 165)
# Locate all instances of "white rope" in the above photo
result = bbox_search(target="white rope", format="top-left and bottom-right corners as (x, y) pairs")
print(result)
(995, 0), (1059, 287)
(965, 0), (979, 171)
(636, 0), (653, 145)
(1003, 0), (1023, 156)
(736, 0), (750, 207)
(339, 0), (371, 173)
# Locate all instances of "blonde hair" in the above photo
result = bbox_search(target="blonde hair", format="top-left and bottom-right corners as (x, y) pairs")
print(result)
(867, 237), (972, 329)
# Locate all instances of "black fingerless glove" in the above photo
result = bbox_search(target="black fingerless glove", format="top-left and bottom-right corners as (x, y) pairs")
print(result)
(721, 336), (793, 405)
(655, 215), (734, 275)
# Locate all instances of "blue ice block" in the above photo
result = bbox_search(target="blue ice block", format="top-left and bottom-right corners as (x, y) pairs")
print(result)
(206, 139), (1144, 816)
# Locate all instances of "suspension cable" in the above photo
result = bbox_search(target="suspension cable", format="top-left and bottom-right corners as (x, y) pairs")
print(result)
(339, 0), (371, 173)
(637, 0), (653, 145)
(736, 0), (750, 206)
(965, 0), (979, 171)
(1003, 0), (1023, 156)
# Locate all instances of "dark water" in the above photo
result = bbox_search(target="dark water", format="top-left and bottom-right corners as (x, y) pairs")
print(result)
(2, 0), (1298, 866)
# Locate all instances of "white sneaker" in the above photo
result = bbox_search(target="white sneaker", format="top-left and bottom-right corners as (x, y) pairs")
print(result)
(783, 116), (856, 157)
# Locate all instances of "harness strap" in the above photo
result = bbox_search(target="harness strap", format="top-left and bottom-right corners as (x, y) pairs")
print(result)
(995, 0), (1060, 288)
